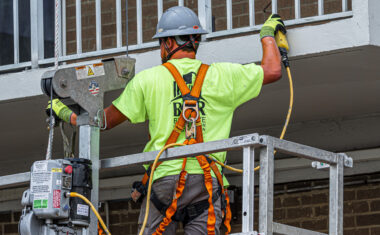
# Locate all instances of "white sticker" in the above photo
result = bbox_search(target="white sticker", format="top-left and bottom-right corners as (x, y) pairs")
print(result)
(75, 63), (105, 80)
(56, 179), (62, 186)
(77, 204), (89, 216)
(34, 193), (49, 200)
(31, 172), (52, 193)
(33, 161), (48, 173)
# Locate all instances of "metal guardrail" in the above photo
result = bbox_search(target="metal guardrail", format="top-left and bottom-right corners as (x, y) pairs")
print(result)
(1, 0), (352, 73)
(0, 133), (353, 234)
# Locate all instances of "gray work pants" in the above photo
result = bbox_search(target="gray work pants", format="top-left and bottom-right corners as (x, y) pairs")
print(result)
(138, 174), (223, 235)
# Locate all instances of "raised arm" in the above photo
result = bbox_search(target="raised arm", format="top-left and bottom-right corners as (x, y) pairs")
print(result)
(259, 14), (286, 85)
(261, 37), (282, 84)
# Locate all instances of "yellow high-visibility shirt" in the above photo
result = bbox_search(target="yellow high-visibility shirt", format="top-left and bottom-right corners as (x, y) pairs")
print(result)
(113, 58), (263, 183)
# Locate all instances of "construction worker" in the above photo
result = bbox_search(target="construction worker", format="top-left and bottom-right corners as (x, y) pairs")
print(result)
(49, 6), (285, 235)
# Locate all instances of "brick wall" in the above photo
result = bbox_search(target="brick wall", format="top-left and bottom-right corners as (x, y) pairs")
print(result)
(63, 0), (351, 55)
(101, 173), (380, 235)
(2, 172), (379, 234)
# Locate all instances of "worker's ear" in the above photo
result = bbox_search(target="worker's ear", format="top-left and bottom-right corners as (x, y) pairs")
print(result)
(166, 37), (177, 50)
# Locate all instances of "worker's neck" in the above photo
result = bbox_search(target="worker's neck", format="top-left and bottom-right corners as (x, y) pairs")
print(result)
(170, 51), (196, 60)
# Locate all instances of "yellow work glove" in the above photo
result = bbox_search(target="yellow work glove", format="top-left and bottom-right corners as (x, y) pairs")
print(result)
(46, 99), (73, 123)
(260, 14), (286, 39)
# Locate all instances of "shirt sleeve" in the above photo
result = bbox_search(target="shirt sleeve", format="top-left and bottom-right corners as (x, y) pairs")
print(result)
(210, 62), (264, 110)
(229, 62), (264, 109)
(112, 75), (147, 124)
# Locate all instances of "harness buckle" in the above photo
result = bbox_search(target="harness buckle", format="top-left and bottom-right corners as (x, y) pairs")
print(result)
(182, 100), (199, 122)
(185, 117), (197, 139)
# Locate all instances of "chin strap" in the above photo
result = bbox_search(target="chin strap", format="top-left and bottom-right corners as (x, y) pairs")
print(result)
(162, 35), (199, 61)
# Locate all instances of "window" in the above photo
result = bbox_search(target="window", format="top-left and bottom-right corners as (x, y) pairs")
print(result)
(0, 1), (14, 65)
(0, 0), (55, 67)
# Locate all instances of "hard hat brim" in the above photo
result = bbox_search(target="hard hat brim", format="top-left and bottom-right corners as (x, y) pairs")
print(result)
(152, 28), (208, 39)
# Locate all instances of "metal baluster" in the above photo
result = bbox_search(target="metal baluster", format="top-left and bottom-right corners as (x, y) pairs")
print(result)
(157, 0), (163, 21)
(116, 0), (122, 48)
(30, 0), (39, 68)
(38, 0), (45, 60)
(62, 0), (67, 56)
(226, 0), (232, 30)
(272, 0), (278, 14)
(318, 0), (324, 16)
(198, 0), (212, 33)
(76, 0), (82, 54)
(295, 0), (300, 19)
(96, 0), (102, 50)
(249, 0), (255, 27)
(137, 0), (143, 45)
(342, 0), (348, 11)
(13, 0), (19, 64)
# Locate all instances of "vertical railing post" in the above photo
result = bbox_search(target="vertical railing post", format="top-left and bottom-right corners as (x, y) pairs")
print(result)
(30, 0), (39, 68)
(259, 138), (274, 235)
(62, 0), (67, 56)
(116, 0), (122, 48)
(272, 0), (278, 14)
(198, 0), (212, 36)
(79, 125), (100, 235)
(76, 0), (82, 54)
(95, 0), (102, 50)
(249, 0), (255, 27)
(13, 0), (19, 64)
(136, 0), (143, 45)
(242, 147), (255, 233)
(295, 0), (301, 19)
(318, 0), (324, 16)
(329, 154), (344, 235)
(38, 0), (45, 60)
(157, 0), (163, 21)
(226, 0), (232, 30)
(342, 0), (348, 12)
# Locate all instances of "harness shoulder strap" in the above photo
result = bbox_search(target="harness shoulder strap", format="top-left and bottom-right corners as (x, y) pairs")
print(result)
(190, 63), (209, 98)
(163, 62), (209, 99)
(162, 62), (191, 96)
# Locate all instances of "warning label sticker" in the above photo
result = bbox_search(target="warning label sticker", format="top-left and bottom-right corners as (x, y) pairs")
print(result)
(77, 204), (89, 216)
(75, 63), (105, 80)
(33, 193), (49, 209)
(51, 168), (62, 173)
(53, 190), (61, 208)
(33, 161), (48, 173)
(31, 172), (52, 193)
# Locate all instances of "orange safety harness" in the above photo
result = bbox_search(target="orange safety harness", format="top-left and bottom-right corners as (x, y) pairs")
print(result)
(132, 62), (231, 234)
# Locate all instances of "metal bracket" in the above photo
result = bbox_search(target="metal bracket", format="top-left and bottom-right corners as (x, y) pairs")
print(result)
(312, 153), (353, 169)
(111, 56), (136, 79)
(232, 133), (259, 146)
(41, 56), (136, 126)
(341, 153), (353, 168)
(311, 161), (330, 170)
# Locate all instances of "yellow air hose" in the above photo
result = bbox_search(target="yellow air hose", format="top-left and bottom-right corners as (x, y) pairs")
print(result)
(254, 66), (294, 171)
(67, 192), (111, 235)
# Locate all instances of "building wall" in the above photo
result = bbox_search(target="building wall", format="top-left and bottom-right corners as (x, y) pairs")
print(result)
(1, 172), (380, 235)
